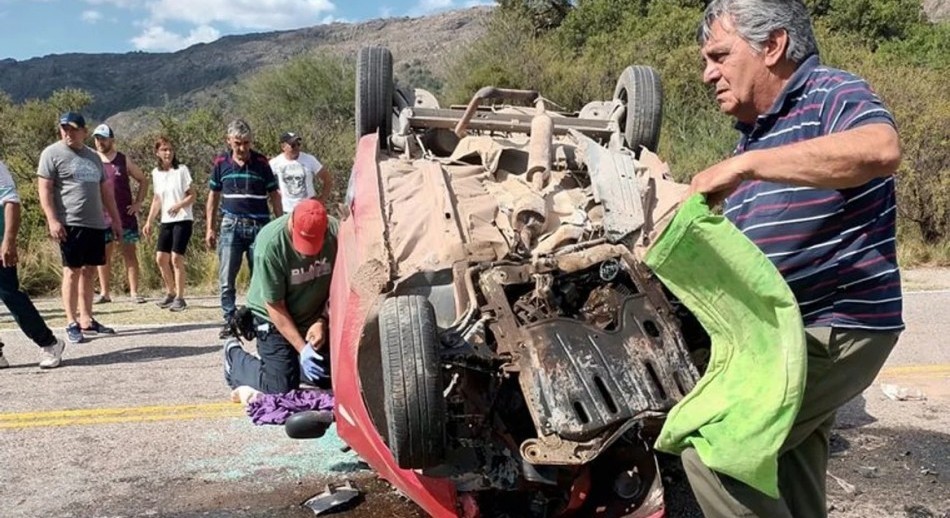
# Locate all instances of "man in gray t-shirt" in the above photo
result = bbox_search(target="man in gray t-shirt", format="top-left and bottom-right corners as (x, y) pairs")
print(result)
(37, 112), (122, 344)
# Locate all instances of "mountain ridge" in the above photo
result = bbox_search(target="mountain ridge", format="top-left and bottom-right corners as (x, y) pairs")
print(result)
(0, 8), (491, 120)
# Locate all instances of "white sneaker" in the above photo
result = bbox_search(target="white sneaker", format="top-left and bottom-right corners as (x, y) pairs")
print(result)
(39, 339), (66, 369)
(230, 385), (262, 406)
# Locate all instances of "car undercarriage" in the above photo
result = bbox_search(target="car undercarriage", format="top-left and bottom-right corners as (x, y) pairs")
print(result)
(342, 46), (709, 517)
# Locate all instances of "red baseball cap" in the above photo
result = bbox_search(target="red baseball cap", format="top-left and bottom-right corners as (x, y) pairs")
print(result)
(291, 200), (328, 256)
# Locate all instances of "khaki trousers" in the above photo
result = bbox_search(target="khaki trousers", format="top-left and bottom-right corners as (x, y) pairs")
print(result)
(682, 327), (900, 518)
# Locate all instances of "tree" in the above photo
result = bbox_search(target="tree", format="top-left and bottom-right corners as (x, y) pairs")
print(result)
(497, 0), (574, 33)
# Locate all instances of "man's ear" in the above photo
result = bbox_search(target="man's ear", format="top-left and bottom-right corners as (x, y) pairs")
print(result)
(763, 29), (789, 67)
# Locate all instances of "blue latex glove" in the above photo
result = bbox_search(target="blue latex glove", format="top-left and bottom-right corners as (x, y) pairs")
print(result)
(299, 342), (328, 382)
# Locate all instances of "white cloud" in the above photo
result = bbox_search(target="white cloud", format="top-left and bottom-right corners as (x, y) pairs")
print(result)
(84, 0), (136, 7)
(81, 10), (103, 23)
(144, 0), (336, 30)
(463, 0), (493, 6)
(131, 24), (221, 51)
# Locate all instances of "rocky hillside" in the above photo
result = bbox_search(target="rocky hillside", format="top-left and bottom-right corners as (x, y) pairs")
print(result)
(925, 0), (950, 20)
(0, 7), (490, 120)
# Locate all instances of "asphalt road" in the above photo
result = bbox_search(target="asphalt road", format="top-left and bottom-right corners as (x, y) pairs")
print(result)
(0, 287), (947, 518)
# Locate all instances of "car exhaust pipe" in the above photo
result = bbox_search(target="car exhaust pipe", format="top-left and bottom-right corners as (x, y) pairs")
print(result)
(453, 86), (540, 138)
(527, 99), (553, 190)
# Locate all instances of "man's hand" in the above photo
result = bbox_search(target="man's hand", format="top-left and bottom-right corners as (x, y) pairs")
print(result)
(48, 220), (66, 242)
(1, 239), (17, 267)
(111, 221), (123, 240)
(167, 203), (181, 217)
(689, 155), (753, 208)
(205, 229), (216, 249)
(305, 318), (328, 350)
(127, 202), (142, 216)
(142, 222), (153, 239)
(299, 342), (328, 382)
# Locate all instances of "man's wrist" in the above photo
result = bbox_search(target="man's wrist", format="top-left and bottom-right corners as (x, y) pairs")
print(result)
(738, 150), (760, 182)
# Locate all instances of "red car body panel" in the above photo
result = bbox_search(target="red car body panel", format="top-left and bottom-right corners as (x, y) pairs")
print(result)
(330, 134), (459, 517)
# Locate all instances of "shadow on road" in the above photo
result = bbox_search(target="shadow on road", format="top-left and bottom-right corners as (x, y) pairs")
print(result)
(1, 308), (134, 322)
(836, 394), (878, 429)
(65, 344), (221, 366)
(113, 322), (220, 337)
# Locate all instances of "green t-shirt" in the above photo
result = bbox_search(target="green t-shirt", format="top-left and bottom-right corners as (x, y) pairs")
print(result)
(246, 214), (338, 336)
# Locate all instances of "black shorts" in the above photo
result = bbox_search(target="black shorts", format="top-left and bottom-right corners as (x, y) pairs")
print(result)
(60, 226), (107, 268)
(157, 221), (194, 255)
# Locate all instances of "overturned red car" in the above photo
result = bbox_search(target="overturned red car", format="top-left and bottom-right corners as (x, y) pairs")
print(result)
(326, 47), (706, 517)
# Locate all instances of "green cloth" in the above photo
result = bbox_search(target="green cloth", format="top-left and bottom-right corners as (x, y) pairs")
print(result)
(644, 194), (807, 499)
(247, 214), (338, 336)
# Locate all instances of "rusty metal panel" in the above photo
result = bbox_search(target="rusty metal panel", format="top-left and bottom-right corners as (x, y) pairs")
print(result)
(572, 131), (646, 243)
(517, 295), (692, 442)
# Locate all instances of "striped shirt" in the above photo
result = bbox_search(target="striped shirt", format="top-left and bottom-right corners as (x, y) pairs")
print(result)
(209, 149), (278, 221)
(723, 55), (903, 331)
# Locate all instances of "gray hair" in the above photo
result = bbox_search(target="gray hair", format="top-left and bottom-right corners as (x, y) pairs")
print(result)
(226, 118), (253, 140)
(699, 0), (819, 64)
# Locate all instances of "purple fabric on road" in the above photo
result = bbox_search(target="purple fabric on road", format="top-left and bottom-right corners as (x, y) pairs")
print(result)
(247, 389), (334, 425)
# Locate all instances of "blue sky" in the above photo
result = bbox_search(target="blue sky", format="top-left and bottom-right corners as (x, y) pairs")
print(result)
(0, 0), (492, 61)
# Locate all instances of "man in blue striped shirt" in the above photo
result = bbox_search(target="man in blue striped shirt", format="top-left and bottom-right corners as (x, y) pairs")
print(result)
(205, 119), (282, 339)
(685, 1), (902, 516)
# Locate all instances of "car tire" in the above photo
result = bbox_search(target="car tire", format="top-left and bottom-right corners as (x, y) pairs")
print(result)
(379, 295), (446, 469)
(613, 65), (663, 153)
(356, 46), (394, 144)
(284, 410), (333, 440)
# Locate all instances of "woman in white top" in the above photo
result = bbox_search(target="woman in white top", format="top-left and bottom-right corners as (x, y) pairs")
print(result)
(142, 137), (194, 312)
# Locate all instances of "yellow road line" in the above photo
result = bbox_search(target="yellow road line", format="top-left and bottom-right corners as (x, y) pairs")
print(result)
(3, 364), (948, 430)
(0, 402), (245, 430)
(879, 364), (950, 378)
(0, 402), (238, 421)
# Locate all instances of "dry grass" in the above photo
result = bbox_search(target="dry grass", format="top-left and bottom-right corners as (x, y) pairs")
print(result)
(17, 233), (249, 299)
(7, 234), (252, 330)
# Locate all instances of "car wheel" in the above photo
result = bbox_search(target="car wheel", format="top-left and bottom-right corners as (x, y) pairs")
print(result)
(613, 65), (663, 153)
(379, 295), (446, 469)
(356, 46), (394, 144)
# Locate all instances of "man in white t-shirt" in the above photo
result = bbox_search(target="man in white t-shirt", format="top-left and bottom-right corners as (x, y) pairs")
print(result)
(268, 132), (332, 213)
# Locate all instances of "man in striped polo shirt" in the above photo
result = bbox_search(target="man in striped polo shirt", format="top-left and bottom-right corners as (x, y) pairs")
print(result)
(206, 119), (282, 339)
(686, 1), (902, 516)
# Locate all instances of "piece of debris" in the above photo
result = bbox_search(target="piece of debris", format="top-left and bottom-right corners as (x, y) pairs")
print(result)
(904, 504), (936, 518)
(858, 465), (879, 478)
(828, 472), (856, 495)
(302, 481), (361, 515)
(919, 467), (939, 477)
(881, 382), (927, 401)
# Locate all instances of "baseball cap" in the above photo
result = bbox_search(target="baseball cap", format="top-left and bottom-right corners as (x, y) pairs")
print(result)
(291, 199), (328, 256)
(92, 124), (115, 139)
(59, 112), (86, 129)
(280, 132), (302, 145)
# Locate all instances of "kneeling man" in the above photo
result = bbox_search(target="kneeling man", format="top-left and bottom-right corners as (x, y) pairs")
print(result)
(224, 199), (337, 394)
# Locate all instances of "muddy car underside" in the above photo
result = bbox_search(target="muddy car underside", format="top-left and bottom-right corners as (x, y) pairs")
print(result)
(353, 47), (705, 516)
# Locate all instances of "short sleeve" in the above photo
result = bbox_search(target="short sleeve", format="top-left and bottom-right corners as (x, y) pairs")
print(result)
(253, 245), (286, 303)
(819, 76), (895, 134)
(36, 147), (56, 179)
(180, 165), (193, 191)
(308, 154), (323, 173)
(209, 156), (223, 192)
(0, 161), (21, 204)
